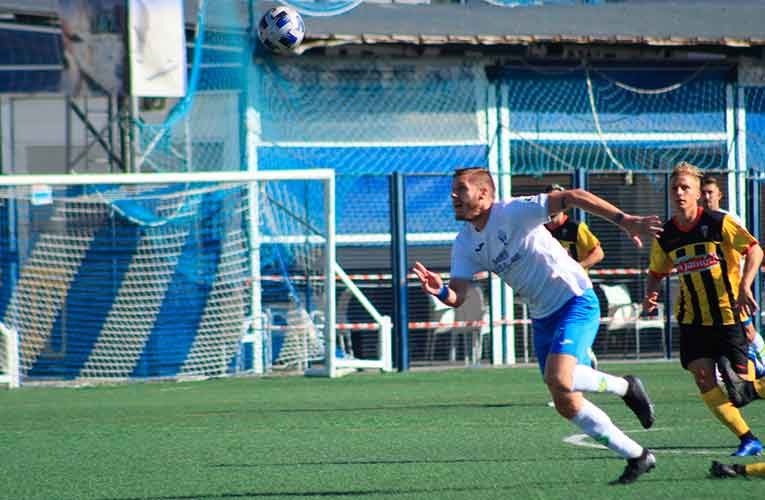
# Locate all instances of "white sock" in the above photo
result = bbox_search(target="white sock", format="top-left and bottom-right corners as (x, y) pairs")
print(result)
(571, 364), (629, 397)
(752, 332), (765, 358)
(571, 399), (644, 459)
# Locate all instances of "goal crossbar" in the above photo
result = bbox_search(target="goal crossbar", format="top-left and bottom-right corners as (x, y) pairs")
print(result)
(0, 169), (336, 186)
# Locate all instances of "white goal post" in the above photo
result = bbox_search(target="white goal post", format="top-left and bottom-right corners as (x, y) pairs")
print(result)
(0, 169), (392, 384)
(0, 322), (20, 388)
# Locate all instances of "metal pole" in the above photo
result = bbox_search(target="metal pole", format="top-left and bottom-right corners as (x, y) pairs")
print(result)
(65, 96), (73, 173)
(390, 172), (409, 372)
(498, 81), (514, 365)
(325, 174), (337, 378)
(738, 86), (761, 331)
(664, 172), (673, 359)
(574, 166), (586, 223)
(122, 0), (136, 172)
(749, 176), (761, 332)
(487, 79), (503, 366)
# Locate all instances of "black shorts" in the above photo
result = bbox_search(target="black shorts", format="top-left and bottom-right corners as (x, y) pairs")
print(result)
(679, 323), (749, 374)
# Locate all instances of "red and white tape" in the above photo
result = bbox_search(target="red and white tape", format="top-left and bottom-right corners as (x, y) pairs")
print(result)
(256, 268), (650, 282)
(267, 313), (660, 332)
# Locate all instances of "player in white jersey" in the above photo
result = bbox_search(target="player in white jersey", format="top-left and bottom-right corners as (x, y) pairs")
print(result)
(701, 175), (765, 378)
(412, 168), (663, 485)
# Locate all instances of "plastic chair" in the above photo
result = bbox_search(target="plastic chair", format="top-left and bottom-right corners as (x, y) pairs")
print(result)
(599, 283), (665, 358)
(427, 285), (489, 364)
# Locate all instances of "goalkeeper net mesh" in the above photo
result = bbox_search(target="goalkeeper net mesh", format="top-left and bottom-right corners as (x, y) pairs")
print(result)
(0, 176), (329, 381)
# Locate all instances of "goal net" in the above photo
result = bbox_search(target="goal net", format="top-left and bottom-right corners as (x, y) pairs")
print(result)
(0, 169), (345, 384)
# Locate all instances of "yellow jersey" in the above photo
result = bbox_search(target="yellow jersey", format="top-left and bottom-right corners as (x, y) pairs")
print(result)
(649, 207), (758, 326)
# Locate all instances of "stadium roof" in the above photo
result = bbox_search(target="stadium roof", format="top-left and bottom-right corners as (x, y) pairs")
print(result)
(294, 1), (765, 49)
(2, 1), (765, 48)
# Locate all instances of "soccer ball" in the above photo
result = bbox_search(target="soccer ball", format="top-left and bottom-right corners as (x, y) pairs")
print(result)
(257, 6), (305, 53)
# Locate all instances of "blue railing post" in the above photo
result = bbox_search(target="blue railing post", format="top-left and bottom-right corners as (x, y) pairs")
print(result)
(664, 172), (673, 359)
(390, 172), (409, 372)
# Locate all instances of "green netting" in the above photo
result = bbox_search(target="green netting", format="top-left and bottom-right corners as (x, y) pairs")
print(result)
(126, 2), (745, 242)
(745, 86), (765, 175)
(501, 64), (730, 174)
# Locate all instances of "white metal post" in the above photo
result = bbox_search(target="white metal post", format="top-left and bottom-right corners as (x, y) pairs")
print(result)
(736, 86), (748, 226)
(0, 322), (20, 388)
(726, 85), (741, 217)
(335, 264), (393, 371)
(486, 80), (503, 366)
(325, 174), (337, 378)
(499, 82), (515, 365)
(9, 325), (19, 388)
(0, 170), (336, 186)
(246, 106), (264, 374)
(1, 96), (12, 173)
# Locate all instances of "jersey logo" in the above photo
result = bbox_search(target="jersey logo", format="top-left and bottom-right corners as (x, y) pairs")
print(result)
(493, 248), (508, 267)
(675, 254), (720, 275)
(700, 225), (709, 239)
(497, 230), (508, 245)
(493, 248), (522, 274)
(474, 242), (485, 253)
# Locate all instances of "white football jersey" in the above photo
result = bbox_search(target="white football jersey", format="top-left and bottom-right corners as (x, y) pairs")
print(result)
(451, 194), (591, 319)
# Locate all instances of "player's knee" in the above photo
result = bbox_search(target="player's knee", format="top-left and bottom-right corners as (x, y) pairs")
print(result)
(544, 372), (573, 393)
(691, 369), (716, 392)
(551, 394), (580, 419)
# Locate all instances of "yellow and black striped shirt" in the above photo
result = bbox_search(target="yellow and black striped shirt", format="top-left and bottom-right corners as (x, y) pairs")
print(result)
(545, 215), (601, 263)
(649, 207), (759, 326)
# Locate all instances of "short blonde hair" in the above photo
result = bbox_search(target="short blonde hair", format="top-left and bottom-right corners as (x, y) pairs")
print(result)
(454, 167), (496, 197)
(670, 161), (703, 187)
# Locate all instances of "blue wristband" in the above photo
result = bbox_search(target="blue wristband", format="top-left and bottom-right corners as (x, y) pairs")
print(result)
(437, 285), (449, 301)
(742, 317), (753, 327)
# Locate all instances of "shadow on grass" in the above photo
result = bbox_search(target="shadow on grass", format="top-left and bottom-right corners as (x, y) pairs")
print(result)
(97, 479), (615, 500)
(209, 455), (618, 468)
(100, 475), (699, 500)
(649, 445), (734, 452)
(191, 402), (522, 417)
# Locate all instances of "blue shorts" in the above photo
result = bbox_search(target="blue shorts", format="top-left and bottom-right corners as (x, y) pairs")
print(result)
(532, 287), (600, 374)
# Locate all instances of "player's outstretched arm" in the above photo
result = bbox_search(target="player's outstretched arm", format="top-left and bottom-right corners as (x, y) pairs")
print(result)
(547, 188), (662, 247)
(412, 262), (469, 308)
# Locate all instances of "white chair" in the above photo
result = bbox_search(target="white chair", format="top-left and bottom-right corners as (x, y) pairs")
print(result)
(335, 289), (355, 357)
(427, 285), (489, 364)
(599, 283), (665, 358)
(600, 283), (635, 332)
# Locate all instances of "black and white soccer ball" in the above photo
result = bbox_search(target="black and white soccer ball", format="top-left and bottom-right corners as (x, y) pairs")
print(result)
(257, 6), (305, 53)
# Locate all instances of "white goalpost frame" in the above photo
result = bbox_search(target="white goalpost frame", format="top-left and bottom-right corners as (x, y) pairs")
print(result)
(0, 169), (337, 379)
(0, 170), (334, 187)
(245, 107), (265, 375)
(0, 169), (394, 379)
(0, 322), (20, 388)
(333, 264), (393, 373)
(324, 172), (338, 377)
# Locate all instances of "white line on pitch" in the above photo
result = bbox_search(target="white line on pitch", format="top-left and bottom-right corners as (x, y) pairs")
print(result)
(564, 429), (726, 455)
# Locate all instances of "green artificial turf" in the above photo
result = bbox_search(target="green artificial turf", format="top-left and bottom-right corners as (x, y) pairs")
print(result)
(1, 362), (763, 499)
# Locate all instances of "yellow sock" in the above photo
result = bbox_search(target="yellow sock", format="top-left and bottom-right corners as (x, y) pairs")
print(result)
(701, 387), (750, 437)
(754, 378), (765, 399)
(745, 463), (765, 478)
(745, 359), (755, 381)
